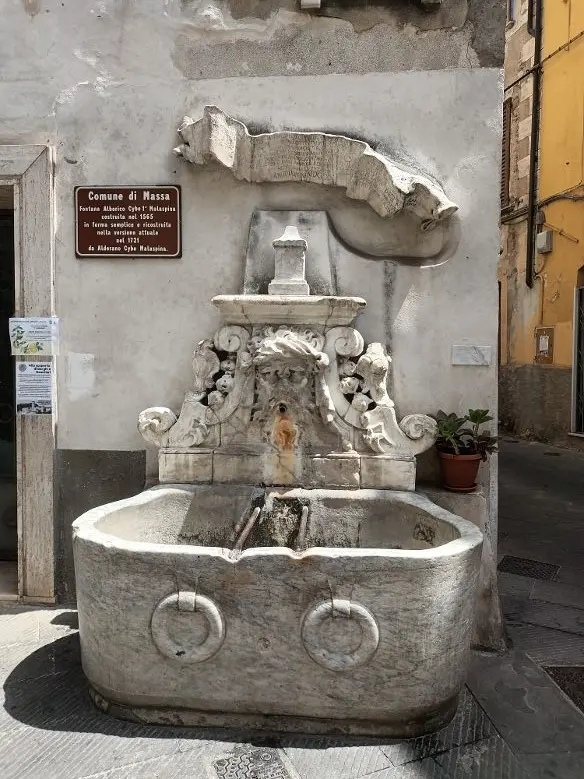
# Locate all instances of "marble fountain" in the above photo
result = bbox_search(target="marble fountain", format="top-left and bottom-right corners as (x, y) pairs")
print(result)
(73, 110), (483, 737)
(73, 222), (482, 738)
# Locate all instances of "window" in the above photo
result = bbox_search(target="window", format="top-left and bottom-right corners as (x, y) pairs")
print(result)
(501, 98), (512, 209)
(507, 0), (516, 24)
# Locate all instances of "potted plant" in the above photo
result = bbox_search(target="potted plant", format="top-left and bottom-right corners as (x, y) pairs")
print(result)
(434, 409), (497, 492)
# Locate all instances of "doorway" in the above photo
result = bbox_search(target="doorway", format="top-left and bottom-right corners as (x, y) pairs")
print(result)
(0, 189), (17, 598)
(0, 146), (55, 603)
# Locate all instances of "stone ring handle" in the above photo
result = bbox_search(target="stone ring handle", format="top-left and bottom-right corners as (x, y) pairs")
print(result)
(301, 598), (379, 671)
(150, 591), (225, 663)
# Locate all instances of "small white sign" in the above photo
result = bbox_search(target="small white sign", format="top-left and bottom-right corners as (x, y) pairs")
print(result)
(9, 317), (59, 356)
(16, 362), (52, 415)
(451, 345), (492, 366)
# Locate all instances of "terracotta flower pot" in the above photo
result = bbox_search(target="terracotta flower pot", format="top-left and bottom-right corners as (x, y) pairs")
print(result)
(437, 450), (482, 492)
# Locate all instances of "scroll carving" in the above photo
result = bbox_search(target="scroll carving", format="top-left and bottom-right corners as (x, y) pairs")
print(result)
(138, 327), (254, 449)
(140, 322), (437, 458)
(138, 407), (177, 447)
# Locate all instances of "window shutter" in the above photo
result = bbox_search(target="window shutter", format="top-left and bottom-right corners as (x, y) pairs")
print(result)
(501, 98), (512, 209)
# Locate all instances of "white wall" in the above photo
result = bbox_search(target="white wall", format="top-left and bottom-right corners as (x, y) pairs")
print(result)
(0, 2), (502, 457)
(39, 70), (498, 456)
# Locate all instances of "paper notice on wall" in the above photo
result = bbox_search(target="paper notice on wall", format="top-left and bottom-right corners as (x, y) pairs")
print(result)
(16, 362), (52, 415)
(9, 317), (59, 356)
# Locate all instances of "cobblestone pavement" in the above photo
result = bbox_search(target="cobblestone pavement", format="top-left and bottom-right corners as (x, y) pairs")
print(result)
(1, 438), (583, 778)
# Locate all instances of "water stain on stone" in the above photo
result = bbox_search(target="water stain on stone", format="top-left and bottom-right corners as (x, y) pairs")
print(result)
(413, 522), (436, 546)
(273, 410), (297, 452)
(23, 0), (41, 16)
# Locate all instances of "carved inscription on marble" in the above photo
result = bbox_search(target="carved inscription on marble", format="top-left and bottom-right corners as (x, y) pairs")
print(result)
(175, 106), (458, 226)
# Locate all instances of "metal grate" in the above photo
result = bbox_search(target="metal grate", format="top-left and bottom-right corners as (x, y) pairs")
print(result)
(544, 666), (584, 715)
(498, 555), (560, 581)
(212, 747), (297, 779)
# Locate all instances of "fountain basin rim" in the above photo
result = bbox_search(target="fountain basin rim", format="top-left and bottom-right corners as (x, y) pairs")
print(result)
(212, 294), (366, 326)
(72, 486), (483, 562)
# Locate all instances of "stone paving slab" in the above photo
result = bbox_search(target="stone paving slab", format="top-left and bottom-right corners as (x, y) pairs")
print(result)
(0, 605), (41, 648)
(505, 623), (584, 666)
(467, 650), (584, 756)
(519, 751), (584, 779)
(499, 571), (584, 613)
(285, 746), (392, 779)
(0, 603), (525, 779)
(497, 572), (535, 600)
(378, 688), (494, 767)
(1, 438), (584, 779)
(282, 741), (392, 778)
(354, 760), (448, 778)
(434, 736), (529, 779)
(506, 600), (584, 637)
(552, 566), (584, 588)
(532, 580), (584, 611)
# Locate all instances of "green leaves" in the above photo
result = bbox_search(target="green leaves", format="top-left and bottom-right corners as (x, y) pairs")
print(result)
(434, 408), (497, 459)
(467, 408), (493, 425)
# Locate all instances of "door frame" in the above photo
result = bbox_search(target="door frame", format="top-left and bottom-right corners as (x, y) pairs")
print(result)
(0, 146), (55, 603)
(572, 286), (584, 434)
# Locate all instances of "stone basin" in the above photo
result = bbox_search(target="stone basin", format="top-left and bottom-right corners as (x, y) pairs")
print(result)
(72, 485), (482, 737)
(212, 294), (366, 325)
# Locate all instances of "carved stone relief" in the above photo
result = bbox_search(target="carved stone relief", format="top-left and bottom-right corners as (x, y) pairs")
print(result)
(139, 318), (436, 463)
(175, 106), (457, 229)
(138, 223), (437, 489)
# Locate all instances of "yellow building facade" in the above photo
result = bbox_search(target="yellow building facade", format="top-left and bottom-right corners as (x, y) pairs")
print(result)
(500, 0), (584, 447)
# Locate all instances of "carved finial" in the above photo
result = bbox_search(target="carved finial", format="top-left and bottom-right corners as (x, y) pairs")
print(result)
(272, 225), (307, 248)
(268, 225), (310, 296)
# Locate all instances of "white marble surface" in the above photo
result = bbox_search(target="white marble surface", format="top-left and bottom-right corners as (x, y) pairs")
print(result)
(158, 450), (421, 491)
(140, 222), (437, 488)
(360, 456), (416, 490)
(175, 106), (458, 225)
(423, 486), (505, 651)
(73, 486), (483, 736)
(451, 345), (492, 366)
(268, 225), (310, 296)
(211, 295), (366, 326)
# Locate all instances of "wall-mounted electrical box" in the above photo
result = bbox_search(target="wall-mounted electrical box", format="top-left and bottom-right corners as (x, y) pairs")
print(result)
(536, 230), (553, 254)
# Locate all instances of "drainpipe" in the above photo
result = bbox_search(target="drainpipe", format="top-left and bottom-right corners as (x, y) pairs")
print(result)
(526, 0), (544, 287)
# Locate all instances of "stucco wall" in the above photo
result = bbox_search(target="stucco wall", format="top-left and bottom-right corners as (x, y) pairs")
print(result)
(499, 0), (584, 445)
(499, 364), (582, 447)
(44, 71), (501, 457)
(1, 0), (504, 603)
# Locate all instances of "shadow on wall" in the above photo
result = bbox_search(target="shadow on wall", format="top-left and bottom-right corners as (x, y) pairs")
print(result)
(54, 450), (146, 602)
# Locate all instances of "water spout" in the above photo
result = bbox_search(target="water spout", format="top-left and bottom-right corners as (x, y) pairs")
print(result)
(296, 505), (310, 551)
(233, 506), (261, 551)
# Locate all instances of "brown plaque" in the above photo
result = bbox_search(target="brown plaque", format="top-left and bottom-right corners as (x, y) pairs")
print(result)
(534, 326), (554, 364)
(75, 186), (181, 258)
